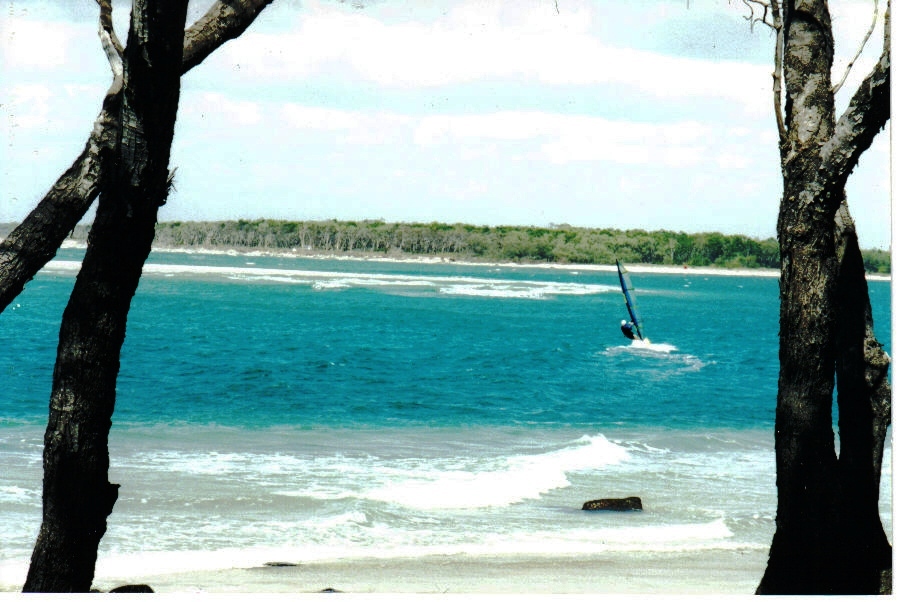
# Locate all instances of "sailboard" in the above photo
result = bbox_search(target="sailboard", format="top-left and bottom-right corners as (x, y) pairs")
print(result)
(616, 260), (645, 341)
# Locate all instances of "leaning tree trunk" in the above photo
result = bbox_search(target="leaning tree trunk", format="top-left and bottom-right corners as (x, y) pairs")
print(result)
(757, 0), (891, 594)
(22, 0), (188, 592)
(0, 94), (119, 314)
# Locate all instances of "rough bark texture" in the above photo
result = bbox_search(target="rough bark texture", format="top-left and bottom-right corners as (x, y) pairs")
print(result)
(22, 0), (189, 592)
(757, 0), (891, 594)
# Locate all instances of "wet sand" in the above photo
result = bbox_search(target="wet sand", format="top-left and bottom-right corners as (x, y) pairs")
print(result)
(90, 549), (768, 595)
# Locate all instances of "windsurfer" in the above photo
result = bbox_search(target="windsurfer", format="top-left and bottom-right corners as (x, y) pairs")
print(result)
(620, 319), (636, 340)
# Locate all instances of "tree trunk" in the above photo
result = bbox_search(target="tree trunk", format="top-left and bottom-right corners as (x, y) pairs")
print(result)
(762, 145), (842, 594)
(757, 0), (891, 594)
(831, 202), (892, 591)
(22, 0), (188, 592)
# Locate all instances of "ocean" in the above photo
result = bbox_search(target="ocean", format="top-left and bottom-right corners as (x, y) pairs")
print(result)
(0, 249), (891, 593)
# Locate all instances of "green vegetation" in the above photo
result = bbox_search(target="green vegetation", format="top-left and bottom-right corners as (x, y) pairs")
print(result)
(2, 220), (888, 273)
(150, 219), (785, 268)
(861, 248), (891, 274)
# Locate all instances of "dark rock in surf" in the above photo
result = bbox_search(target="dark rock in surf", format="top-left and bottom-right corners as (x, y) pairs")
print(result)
(582, 496), (642, 511)
(264, 561), (299, 567)
(109, 584), (155, 593)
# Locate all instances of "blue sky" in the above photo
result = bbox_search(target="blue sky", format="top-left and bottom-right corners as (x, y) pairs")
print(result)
(1, 0), (891, 248)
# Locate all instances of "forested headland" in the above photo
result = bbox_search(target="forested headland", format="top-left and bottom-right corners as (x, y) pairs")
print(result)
(2, 219), (890, 273)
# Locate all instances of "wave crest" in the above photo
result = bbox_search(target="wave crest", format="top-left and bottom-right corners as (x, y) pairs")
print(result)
(361, 434), (629, 509)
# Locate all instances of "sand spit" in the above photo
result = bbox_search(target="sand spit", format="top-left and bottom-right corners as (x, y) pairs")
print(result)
(51, 240), (891, 281)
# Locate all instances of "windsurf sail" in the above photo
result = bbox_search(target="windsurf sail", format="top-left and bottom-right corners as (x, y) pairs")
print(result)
(616, 260), (645, 341)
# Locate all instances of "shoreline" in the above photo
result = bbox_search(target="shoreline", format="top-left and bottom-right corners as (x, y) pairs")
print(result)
(84, 549), (768, 595)
(57, 239), (892, 281)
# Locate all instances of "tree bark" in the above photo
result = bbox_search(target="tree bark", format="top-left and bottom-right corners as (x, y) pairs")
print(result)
(22, 0), (189, 592)
(831, 202), (892, 591)
(182, 0), (275, 72)
(758, 0), (891, 594)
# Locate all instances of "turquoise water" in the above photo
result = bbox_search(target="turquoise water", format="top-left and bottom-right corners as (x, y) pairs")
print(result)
(2, 250), (814, 428)
(0, 250), (890, 592)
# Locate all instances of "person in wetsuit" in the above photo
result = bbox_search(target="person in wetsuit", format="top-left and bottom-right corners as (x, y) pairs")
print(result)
(620, 319), (636, 340)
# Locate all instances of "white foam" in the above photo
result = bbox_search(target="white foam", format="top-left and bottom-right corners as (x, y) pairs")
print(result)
(628, 339), (677, 353)
(602, 340), (707, 373)
(312, 281), (350, 290)
(42, 259), (617, 299)
(122, 435), (629, 510)
(42, 260), (82, 272)
(67, 518), (748, 588)
(362, 435), (629, 509)
(439, 282), (613, 299)
(439, 284), (549, 299)
(313, 510), (368, 530)
(0, 485), (33, 503)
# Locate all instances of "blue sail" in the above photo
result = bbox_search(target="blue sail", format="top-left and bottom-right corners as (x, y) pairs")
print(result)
(616, 260), (645, 341)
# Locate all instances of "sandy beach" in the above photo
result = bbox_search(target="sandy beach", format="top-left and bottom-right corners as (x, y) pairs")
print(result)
(88, 549), (768, 595)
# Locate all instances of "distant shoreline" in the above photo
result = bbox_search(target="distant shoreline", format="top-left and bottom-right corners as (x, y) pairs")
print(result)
(54, 239), (890, 281)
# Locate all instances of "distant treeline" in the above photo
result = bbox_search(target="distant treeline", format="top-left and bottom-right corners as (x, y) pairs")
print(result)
(151, 219), (788, 268)
(1, 220), (890, 273)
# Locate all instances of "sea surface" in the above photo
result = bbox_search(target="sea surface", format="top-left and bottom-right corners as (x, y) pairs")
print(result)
(0, 249), (891, 592)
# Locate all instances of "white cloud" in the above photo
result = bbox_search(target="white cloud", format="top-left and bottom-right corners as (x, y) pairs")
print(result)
(214, 0), (770, 117)
(3, 84), (53, 129)
(411, 111), (717, 167)
(280, 104), (415, 146)
(0, 18), (74, 70)
(261, 103), (765, 171)
(281, 104), (363, 131)
(413, 112), (556, 145)
(183, 92), (263, 126)
(63, 84), (105, 99)
(715, 154), (752, 169)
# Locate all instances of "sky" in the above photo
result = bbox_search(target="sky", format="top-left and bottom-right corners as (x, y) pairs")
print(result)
(1, 0), (892, 249)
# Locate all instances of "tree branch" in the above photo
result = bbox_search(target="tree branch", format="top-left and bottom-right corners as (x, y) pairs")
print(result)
(96, 0), (124, 59)
(819, 2), (890, 191)
(832, 0), (879, 95)
(741, 0), (786, 150)
(770, 0), (787, 152)
(0, 2), (127, 315)
(743, 0), (777, 30)
(182, 0), (275, 74)
(97, 0), (124, 90)
(0, 94), (120, 314)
